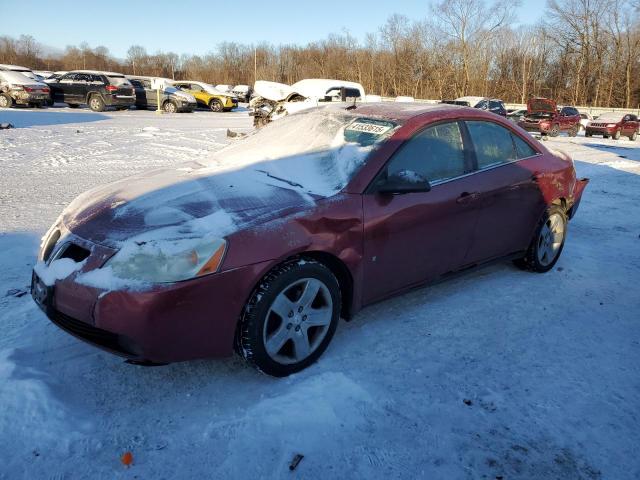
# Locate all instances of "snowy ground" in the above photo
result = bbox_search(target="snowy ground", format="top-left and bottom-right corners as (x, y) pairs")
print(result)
(1, 106), (639, 479)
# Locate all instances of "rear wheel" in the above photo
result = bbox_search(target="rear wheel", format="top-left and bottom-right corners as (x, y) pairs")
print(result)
(514, 206), (567, 273)
(0, 93), (13, 108)
(163, 100), (177, 113)
(88, 95), (105, 112)
(209, 98), (223, 112)
(613, 129), (621, 140)
(568, 125), (578, 137)
(236, 259), (341, 377)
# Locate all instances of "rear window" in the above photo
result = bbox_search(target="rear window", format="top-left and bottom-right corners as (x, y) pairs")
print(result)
(107, 75), (131, 86)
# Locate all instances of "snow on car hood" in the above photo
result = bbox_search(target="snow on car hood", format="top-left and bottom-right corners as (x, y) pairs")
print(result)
(60, 109), (395, 248)
(253, 80), (298, 101)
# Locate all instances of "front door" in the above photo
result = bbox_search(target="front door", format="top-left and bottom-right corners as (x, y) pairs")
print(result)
(362, 121), (481, 303)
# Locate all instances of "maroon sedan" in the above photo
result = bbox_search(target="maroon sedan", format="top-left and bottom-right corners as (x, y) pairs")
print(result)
(585, 112), (639, 140)
(31, 103), (589, 376)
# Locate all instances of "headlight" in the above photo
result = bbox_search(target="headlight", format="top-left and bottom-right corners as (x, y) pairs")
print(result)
(105, 236), (226, 283)
(606, 123), (617, 128)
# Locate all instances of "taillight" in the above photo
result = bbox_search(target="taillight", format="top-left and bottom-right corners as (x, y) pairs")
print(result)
(105, 85), (118, 92)
(24, 86), (34, 92)
(42, 87), (50, 93)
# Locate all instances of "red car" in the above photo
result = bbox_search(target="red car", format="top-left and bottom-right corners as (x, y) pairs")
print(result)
(518, 98), (581, 137)
(585, 112), (639, 140)
(31, 104), (589, 376)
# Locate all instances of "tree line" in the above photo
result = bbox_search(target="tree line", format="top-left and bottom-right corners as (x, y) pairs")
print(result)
(1, 0), (639, 108)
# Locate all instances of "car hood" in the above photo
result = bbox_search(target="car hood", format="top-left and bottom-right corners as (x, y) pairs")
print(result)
(61, 162), (321, 248)
(527, 98), (557, 114)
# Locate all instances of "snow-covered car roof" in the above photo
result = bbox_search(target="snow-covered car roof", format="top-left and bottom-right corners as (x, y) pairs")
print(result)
(594, 111), (625, 121)
(232, 84), (249, 92)
(0, 63), (34, 72)
(290, 79), (365, 99)
(173, 80), (232, 97)
(69, 70), (127, 77)
(0, 70), (48, 86)
(455, 96), (485, 106)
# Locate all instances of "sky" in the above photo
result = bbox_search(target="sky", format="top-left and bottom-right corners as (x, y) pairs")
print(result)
(2, 0), (545, 59)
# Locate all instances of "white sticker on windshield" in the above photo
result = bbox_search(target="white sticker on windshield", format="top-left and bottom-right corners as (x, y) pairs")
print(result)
(346, 122), (392, 135)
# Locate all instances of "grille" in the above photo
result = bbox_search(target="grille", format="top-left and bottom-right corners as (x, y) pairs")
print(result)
(50, 310), (136, 357)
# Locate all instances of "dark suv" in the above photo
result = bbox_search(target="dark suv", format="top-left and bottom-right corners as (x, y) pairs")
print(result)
(47, 70), (135, 111)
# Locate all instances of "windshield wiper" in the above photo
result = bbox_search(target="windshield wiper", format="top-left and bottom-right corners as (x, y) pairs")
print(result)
(255, 169), (304, 189)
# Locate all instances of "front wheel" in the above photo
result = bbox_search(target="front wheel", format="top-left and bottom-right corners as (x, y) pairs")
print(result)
(613, 129), (621, 140)
(236, 260), (341, 377)
(209, 99), (223, 112)
(88, 95), (105, 112)
(514, 206), (567, 273)
(549, 124), (560, 137)
(630, 131), (638, 141)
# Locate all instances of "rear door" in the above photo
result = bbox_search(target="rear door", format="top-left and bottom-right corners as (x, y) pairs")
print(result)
(462, 120), (546, 263)
(362, 121), (481, 303)
(55, 73), (78, 102)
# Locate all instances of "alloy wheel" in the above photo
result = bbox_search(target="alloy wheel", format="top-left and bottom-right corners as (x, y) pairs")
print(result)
(263, 278), (333, 365)
(537, 213), (565, 267)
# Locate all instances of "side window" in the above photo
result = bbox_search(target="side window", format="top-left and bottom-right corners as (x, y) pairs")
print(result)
(91, 75), (104, 83)
(60, 73), (76, 82)
(475, 100), (488, 109)
(142, 80), (152, 89)
(130, 79), (142, 87)
(190, 84), (203, 92)
(512, 134), (537, 159)
(466, 121), (516, 169)
(386, 122), (467, 184)
(75, 74), (90, 83)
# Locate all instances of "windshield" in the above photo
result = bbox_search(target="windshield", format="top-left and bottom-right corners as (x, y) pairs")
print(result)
(200, 110), (399, 196)
(595, 112), (623, 121)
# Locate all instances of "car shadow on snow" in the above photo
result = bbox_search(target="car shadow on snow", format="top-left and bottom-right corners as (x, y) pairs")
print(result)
(0, 109), (109, 128)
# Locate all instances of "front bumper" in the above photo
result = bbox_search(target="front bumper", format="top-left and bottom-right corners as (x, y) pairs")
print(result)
(519, 121), (551, 133)
(177, 100), (197, 112)
(32, 247), (273, 363)
(585, 126), (616, 136)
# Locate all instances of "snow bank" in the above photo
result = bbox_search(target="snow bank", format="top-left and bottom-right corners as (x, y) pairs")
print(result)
(0, 349), (90, 452)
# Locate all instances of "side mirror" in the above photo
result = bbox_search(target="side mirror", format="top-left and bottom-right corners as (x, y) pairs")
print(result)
(375, 171), (431, 195)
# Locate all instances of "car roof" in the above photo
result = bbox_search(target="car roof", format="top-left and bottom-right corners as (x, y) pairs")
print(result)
(68, 70), (126, 76)
(0, 64), (33, 72)
(318, 101), (484, 122)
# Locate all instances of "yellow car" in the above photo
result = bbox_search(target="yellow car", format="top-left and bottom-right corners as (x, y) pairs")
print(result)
(172, 81), (238, 112)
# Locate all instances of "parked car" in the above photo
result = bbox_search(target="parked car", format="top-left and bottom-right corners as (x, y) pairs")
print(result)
(585, 112), (638, 140)
(518, 98), (581, 137)
(47, 70), (135, 112)
(127, 76), (197, 113)
(250, 78), (365, 126)
(231, 84), (252, 102)
(215, 84), (233, 93)
(579, 112), (592, 131)
(473, 98), (507, 116)
(0, 71), (51, 108)
(507, 108), (528, 123)
(31, 103), (588, 376)
(0, 64), (41, 81)
(171, 81), (238, 112)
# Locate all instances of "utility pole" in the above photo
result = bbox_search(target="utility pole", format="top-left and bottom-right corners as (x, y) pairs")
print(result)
(254, 47), (257, 84)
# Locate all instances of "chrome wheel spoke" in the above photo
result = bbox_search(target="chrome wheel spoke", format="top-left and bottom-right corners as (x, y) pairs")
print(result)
(297, 279), (321, 308)
(291, 331), (311, 360)
(265, 323), (291, 356)
(304, 309), (332, 327)
(270, 293), (295, 319)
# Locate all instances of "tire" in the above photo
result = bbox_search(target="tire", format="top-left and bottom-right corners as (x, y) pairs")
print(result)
(88, 94), (105, 112)
(630, 131), (638, 141)
(236, 259), (341, 377)
(568, 125), (578, 137)
(163, 101), (177, 113)
(67, 103), (79, 108)
(613, 129), (621, 140)
(549, 124), (560, 137)
(514, 205), (568, 273)
(0, 93), (13, 108)
(585, 131), (592, 137)
(209, 98), (223, 112)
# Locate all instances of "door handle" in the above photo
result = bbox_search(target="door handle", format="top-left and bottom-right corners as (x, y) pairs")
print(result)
(456, 191), (480, 204)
